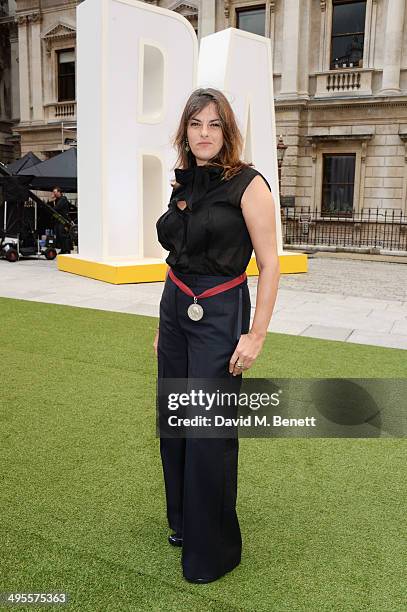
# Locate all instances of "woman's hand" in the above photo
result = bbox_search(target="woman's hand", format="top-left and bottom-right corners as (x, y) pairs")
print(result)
(153, 328), (159, 357)
(229, 330), (266, 376)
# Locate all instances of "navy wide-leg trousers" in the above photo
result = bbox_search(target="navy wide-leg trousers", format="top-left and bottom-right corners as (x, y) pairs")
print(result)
(157, 270), (251, 582)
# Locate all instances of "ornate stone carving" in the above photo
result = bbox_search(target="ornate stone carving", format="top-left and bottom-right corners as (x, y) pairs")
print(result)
(361, 141), (367, 162)
(42, 22), (76, 54)
(171, 2), (198, 18)
(27, 12), (41, 24)
(43, 22), (76, 41)
(17, 15), (28, 26)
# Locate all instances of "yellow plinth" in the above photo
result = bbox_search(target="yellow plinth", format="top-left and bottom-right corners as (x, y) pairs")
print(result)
(57, 251), (307, 284)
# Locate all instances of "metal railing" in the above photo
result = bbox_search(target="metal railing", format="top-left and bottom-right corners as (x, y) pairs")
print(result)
(282, 207), (407, 251)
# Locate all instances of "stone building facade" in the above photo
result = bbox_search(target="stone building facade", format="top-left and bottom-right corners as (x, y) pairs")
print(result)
(1, 0), (78, 161)
(1, 0), (407, 218)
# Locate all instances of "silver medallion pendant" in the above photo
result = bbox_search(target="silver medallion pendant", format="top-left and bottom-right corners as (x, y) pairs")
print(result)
(187, 300), (204, 321)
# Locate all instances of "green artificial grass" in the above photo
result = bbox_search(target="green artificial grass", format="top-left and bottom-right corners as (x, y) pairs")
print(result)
(0, 296), (406, 611)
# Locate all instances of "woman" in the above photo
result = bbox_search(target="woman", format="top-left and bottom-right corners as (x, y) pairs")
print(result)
(154, 87), (280, 583)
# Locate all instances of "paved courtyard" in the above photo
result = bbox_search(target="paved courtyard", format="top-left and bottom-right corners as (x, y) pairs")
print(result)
(0, 253), (406, 350)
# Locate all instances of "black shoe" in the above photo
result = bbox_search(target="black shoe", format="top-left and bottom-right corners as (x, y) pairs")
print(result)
(184, 576), (218, 584)
(168, 533), (183, 547)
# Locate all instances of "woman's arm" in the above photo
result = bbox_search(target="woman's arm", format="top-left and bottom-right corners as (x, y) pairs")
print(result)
(229, 175), (280, 375)
(243, 174), (280, 337)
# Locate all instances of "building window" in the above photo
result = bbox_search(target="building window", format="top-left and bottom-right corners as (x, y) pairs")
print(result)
(331, 0), (366, 70)
(236, 5), (266, 36)
(57, 49), (75, 101)
(322, 154), (356, 215)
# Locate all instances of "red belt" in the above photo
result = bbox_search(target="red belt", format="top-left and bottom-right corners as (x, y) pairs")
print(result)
(167, 267), (247, 322)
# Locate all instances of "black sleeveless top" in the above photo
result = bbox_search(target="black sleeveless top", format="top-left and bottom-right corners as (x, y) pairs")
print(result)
(156, 164), (272, 276)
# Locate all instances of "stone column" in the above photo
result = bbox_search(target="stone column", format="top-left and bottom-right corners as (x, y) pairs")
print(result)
(29, 12), (44, 121)
(9, 22), (20, 122)
(298, 0), (311, 97)
(17, 15), (30, 122)
(380, 0), (405, 94)
(267, 1), (277, 70)
(199, 0), (215, 38)
(280, 0), (301, 97)
(364, 0), (378, 69)
(318, 0), (328, 72)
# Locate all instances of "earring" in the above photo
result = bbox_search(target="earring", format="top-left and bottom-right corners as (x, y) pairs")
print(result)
(184, 138), (190, 152)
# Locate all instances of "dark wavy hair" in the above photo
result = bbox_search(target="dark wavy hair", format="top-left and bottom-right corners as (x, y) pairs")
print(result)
(170, 87), (253, 185)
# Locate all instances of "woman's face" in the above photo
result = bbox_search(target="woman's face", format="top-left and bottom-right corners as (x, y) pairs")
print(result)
(186, 102), (224, 166)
